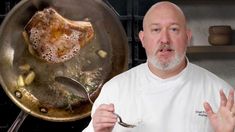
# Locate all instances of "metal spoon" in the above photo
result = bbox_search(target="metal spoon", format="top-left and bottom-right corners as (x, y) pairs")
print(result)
(55, 76), (136, 128)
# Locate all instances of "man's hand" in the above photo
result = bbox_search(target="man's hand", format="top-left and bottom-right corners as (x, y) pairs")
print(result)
(92, 104), (117, 132)
(204, 89), (235, 132)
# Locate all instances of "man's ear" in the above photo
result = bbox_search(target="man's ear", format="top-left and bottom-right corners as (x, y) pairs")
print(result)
(139, 30), (145, 48)
(186, 29), (192, 45)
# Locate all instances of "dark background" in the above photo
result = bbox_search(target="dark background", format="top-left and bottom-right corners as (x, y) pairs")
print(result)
(0, 0), (159, 131)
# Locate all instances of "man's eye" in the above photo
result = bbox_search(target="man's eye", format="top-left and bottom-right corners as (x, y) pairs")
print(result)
(151, 28), (160, 32)
(170, 28), (179, 32)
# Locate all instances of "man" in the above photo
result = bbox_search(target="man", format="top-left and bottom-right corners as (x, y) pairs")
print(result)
(83, 1), (235, 132)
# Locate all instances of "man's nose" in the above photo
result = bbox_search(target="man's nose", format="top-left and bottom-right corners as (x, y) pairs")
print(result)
(159, 30), (170, 44)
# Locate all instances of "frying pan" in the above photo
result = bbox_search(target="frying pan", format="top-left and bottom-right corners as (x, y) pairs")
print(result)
(0, 0), (128, 124)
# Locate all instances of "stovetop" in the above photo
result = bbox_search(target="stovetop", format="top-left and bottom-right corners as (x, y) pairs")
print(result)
(0, 0), (154, 131)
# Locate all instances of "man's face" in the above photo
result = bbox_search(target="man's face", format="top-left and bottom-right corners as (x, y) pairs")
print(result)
(139, 6), (191, 71)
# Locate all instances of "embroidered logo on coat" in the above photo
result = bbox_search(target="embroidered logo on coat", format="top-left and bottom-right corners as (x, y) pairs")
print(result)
(195, 110), (207, 117)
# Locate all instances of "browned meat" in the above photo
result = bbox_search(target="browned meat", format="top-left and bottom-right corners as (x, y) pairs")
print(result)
(22, 8), (94, 63)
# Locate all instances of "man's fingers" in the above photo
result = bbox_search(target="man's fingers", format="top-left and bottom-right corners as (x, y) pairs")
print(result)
(98, 110), (117, 119)
(94, 104), (117, 121)
(92, 104), (117, 131)
(93, 122), (116, 132)
(93, 119), (116, 132)
(93, 115), (117, 124)
(99, 104), (115, 112)
(95, 122), (116, 128)
(232, 103), (235, 113)
(95, 104), (117, 119)
(204, 102), (214, 117)
(220, 89), (227, 107)
(226, 89), (234, 110)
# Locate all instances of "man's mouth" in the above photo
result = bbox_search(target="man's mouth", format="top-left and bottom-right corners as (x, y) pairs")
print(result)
(159, 48), (173, 52)
(157, 44), (174, 53)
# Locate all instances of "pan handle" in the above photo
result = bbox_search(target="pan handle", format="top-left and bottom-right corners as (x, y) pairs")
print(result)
(7, 110), (28, 132)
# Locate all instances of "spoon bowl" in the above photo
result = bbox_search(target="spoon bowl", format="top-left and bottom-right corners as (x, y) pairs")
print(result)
(55, 76), (136, 128)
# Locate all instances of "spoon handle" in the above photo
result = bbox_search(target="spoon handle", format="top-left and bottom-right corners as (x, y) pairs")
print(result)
(87, 93), (94, 104)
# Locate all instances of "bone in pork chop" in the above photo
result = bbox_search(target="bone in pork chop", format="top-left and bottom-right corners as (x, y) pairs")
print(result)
(22, 8), (94, 63)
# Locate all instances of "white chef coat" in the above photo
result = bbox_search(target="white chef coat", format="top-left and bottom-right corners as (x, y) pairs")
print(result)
(83, 61), (232, 132)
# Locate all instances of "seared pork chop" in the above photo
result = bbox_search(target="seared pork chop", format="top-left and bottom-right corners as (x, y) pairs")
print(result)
(22, 8), (94, 63)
